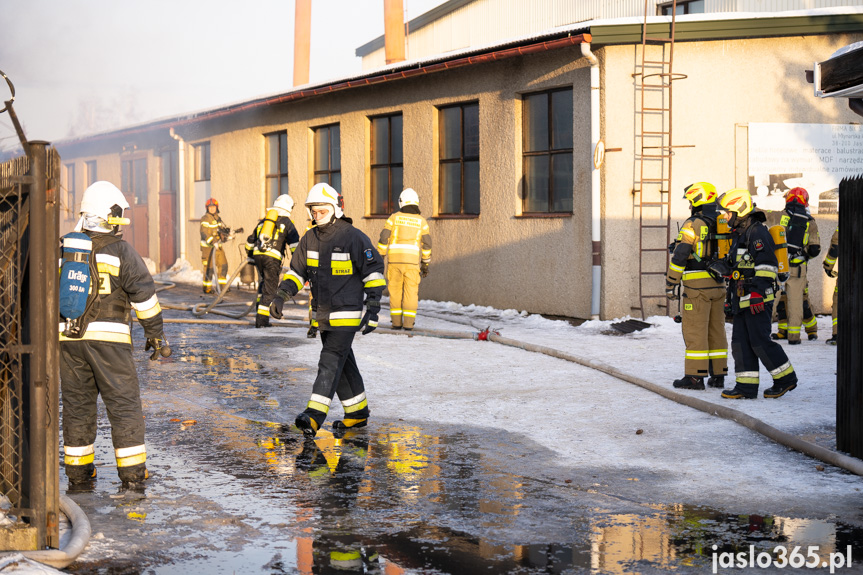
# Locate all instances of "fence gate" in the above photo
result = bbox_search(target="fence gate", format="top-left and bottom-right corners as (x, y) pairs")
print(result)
(837, 175), (862, 460)
(0, 142), (61, 551)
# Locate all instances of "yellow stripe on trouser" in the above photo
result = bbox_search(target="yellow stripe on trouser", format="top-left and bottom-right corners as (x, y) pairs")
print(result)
(386, 263), (421, 328)
(681, 287), (728, 377)
(116, 445), (147, 468)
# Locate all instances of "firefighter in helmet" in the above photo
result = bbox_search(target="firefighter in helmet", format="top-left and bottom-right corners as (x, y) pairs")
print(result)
(764, 187), (820, 344)
(200, 198), (231, 293)
(60, 181), (169, 486)
(377, 188), (432, 330)
(665, 182), (728, 390)
(268, 183), (386, 437)
(718, 189), (798, 399)
(823, 227), (839, 345)
(245, 194), (300, 328)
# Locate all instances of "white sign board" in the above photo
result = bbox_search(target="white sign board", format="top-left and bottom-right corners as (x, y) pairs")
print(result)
(748, 123), (863, 214)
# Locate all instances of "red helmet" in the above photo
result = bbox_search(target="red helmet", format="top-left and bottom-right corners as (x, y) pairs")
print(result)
(785, 187), (809, 207)
(205, 198), (219, 207)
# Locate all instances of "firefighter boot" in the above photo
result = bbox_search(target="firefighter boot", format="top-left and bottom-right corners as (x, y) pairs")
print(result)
(295, 411), (322, 438)
(808, 333), (818, 341)
(65, 462), (97, 486)
(826, 335), (838, 346)
(673, 376), (705, 390)
(333, 417), (368, 431)
(763, 379), (798, 399)
(707, 375), (725, 388)
(770, 332), (787, 340)
(255, 313), (270, 328)
(118, 463), (148, 485)
(721, 384), (758, 399)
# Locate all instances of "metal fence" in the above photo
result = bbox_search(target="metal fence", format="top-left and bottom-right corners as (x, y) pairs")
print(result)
(0, 142), (60, 550)
(837, 175), (862, 460)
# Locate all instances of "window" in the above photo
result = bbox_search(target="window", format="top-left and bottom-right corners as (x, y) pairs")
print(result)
(522, 88), (573, 214)
(265, 131), (288, 206)
(122, 158), (148, 205)
(439, 102), (479, 215)
(160, 150), (177, 192)
(194, 142), (211, 182)
(370, 114), (403, 216)
(63, 163), (76, 218)
(313, 124), (341, 191)
(658, 0), (704, 15)
(86, 160), (97, 186)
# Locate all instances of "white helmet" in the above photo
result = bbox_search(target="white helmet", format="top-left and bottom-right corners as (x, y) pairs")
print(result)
(399, 188), (420, 209)
(305, 183), (343, 224)
(273, 194), (294, 215)
(79, 181), (130, 225)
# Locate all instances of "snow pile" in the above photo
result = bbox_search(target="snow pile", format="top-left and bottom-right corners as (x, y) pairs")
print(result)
(153, 259), (202, 285)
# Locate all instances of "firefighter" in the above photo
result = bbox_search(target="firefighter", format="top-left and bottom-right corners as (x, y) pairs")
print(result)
(823, 227), (839, 345)
(377, 188), (432, 330)
(665, 182), (728, 390)
(268, 183), (386, 437)
(245, 194), (299, 328)
(764, 187), (820, 344)
(200, 198), (231, 293)
(60, 181), (169, 486)
(772, 283), (819, 342)
(718, 189), (798, 399)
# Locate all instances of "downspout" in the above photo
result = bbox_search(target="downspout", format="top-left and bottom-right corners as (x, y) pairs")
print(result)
(581, 42), (601, 319)
(170, 127), (187, 261)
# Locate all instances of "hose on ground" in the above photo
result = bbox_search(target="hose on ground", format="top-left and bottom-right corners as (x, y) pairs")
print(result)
(13, 494), (91, 569)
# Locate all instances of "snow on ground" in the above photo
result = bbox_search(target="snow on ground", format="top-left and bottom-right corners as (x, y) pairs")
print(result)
(248, 293), (860, 519)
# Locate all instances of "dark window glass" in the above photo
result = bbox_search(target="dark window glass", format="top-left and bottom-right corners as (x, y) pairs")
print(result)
(266, 131), (288, 206)
(160, 151), (177, 192)
(195, 143), (210, 181)
(122, 158), (148, 205)
(522, 88), (573, 214)
(438, 102), (480, 215)
(313, 124), (341, 189)
(370, 114), (403, 216)
(65, 163), (76, 217)
(86, 160), (97, 186)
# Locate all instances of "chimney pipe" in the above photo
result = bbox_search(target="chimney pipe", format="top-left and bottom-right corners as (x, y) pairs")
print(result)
(293, 0), (311, 86)
(384, 0), (406, 64)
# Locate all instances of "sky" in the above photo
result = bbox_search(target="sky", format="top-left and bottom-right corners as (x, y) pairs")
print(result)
(0, 0), (448, 151)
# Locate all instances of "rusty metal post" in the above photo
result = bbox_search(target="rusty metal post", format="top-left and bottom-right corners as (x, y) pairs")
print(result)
(45, 147), (60, 548)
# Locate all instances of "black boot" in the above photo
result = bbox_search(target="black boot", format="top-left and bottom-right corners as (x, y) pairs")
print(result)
(721, 385), (758, 399)
(255, 314), (270, 328)
(707, 375), (725, 388)
(673, 375), (705, 390)
(808, 333), (818, 341)
(826, 335), (837, 346)
(764, 379), (797, 399)
(770, 332), (787, 340)
(295, 412), (320, 438)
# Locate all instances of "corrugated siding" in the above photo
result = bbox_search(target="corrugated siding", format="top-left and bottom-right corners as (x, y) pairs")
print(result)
(361, 0), (860, 68)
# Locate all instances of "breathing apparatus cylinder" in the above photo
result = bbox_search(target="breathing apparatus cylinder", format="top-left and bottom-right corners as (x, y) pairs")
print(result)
(259, 208), (279, 247)
(769, 225), (790, 275)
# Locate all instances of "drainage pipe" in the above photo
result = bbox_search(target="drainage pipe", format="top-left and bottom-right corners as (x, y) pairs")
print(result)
(580, 42), (602, 320)
(15, 495), (91, 569)
(169, 128), (187, 262)
(488, 333), (863, 477)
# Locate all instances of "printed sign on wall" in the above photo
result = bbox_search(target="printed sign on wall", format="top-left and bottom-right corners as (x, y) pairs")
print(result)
(748, 123), (863, 214)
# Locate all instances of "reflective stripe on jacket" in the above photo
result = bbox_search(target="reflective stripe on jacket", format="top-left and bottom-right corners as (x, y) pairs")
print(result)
(377, 210), (432, 266)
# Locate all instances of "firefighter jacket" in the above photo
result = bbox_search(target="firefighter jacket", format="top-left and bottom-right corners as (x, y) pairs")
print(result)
(666, 205), (725, 291)
(764, 205), (820, 267)
(245, 215), (300, 262)
(200, 212), (230, 248)
(376, 206), (432, 266)
(278, 218), (386, 332)
(59, 231), (164, 345)
(727, 211), (779, 314)
(823, 228), (839, 277)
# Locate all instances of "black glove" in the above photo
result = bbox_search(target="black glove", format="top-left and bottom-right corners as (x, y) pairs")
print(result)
(269, 290), (289, 320)
(360, 299), (380, 335)
(806, 244), (820, 259)
(665, 285), (678, 301)
(420, 262), (429, 278)
(667, 241), (677, 255)
(145, 335), (171, 360)
(706, 259), (731, 282)
(778, 272), (789, 283)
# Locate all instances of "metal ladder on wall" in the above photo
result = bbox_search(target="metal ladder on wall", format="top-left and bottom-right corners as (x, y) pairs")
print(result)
(633, 0), (688, 319)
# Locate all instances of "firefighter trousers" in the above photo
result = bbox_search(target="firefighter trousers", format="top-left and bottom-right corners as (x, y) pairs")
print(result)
(254, 255), (282, 326)
(832, 283), (838, 336)
(730, 302), (797, 395)
(386, 263), (421, 329)
(777, 264), (810, 342)
(681, 285), (728, 378)
(201, 245), (228, 291)
(60, 340), (147, 483)
(302, 330), (370, 428)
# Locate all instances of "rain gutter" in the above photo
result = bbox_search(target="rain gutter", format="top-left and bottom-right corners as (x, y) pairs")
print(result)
(169, 127), (187, 261)
(580, 42), (601, 320)
(168, 33), (592, 127)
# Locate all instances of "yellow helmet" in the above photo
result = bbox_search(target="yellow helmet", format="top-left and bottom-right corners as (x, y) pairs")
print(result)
(683, 182), (717, 207)
(719, 188), (754, 217)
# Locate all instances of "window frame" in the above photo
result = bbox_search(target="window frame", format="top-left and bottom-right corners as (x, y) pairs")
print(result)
(63, 162), (76, 219)
(369, 113), (404, 217)
(437, 101), (480, 218)
(657, 0), (704, 15)
(121, 156), (148, 206)
(194, 142), (211, 182)
(521, 87), (574, 216)
(312, 123), (341, 190)
(85, 160), (97, 187)
(265, 131), (288, 207)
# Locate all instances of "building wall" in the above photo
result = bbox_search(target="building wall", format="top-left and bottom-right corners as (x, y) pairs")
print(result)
(599, 32), (859, 318)
(175, 46), (594, 318)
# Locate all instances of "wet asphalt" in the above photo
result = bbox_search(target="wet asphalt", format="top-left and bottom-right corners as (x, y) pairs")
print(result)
(60, 284), (863, 575)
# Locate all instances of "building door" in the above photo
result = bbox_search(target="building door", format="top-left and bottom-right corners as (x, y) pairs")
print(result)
(159, 150), (178, 270)
(122, 156), (149, 258)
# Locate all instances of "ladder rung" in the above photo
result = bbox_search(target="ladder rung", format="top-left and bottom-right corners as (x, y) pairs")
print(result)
(641, 226), (669, 230)
(644, 36), (674, 42)
(642, 107), (670, 112)
(643, 60), (671, 66)
(643, 130), (671, 135)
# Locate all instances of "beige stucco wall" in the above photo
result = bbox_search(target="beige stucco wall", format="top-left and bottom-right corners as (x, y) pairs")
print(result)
(599, 33), (859, 318)
(176, 46), (594, 318)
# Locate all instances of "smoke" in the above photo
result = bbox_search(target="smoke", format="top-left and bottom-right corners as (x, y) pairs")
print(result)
(66, 91), (143, 139)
